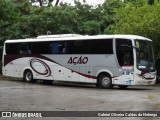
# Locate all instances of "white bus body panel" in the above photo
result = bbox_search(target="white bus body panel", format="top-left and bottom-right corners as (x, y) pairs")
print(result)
(3, 57), (97, 83)
(2, 34), (156, 86)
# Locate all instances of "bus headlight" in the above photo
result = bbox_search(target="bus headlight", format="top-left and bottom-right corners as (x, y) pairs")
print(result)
(142, 73), (155, 79)
(137, 72), (155, 79)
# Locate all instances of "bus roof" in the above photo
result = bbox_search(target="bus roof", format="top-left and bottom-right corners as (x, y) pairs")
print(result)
(37, 34), (83, 38)
(5, 34), (152, 43)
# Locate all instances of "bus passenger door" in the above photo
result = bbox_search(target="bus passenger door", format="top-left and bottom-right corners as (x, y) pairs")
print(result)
(121, 66), (134, 85)
(115, 39), (134, 85)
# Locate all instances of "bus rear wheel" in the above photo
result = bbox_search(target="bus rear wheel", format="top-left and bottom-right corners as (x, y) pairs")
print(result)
(24, 70), (36, 83)
(98, 74), (113, 89)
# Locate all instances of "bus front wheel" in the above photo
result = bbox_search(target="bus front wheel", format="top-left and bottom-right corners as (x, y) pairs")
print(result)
(23, 70), (36, 83)
(98, 74), (113, 89)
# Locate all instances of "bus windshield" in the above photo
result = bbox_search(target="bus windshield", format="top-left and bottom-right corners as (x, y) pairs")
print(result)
(135, 40), (155, 72)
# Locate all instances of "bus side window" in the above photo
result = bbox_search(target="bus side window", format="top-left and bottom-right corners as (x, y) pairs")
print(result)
(20, 43), (31, 54)
(51, 42), (67, 54)
(6, 43), (19, 55)
(51, 43), (59, 54)
(60, 42), (67, 54)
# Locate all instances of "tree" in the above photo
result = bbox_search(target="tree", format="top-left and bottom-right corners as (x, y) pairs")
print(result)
(112, 0), (160, 74)
(73, 1), (103, 34)
(0, 0), (20, 43)
(102, 0), (125, 34)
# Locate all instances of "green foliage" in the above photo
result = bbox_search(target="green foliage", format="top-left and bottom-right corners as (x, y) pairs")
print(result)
(0, 0), (19, 42)
(102, 0), (125, 34)
(74, 1), (102, 34)
(0, 0), (120, 41)
(112, 0), (160, 74)
(112, 0), (160, 53)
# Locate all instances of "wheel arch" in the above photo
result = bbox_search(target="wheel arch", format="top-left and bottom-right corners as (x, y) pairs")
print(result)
(23, 67), (33, 78)
(96, 70), (113, 79)
(96, 70), (113, 82)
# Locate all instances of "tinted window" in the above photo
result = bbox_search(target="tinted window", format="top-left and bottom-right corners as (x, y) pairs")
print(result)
(51, 41), (67, 54)
(30, 42), (51, 54)
(67, 40), (90, 54)
(66, 39), (113, 54)
(6, 43), (19, 54)
(6, 42), (51, 55)
(5, 39), (113, 55)
(19, 43), (31, 54)
(116, 39), (133, 67)
(91, 39), (113, 54)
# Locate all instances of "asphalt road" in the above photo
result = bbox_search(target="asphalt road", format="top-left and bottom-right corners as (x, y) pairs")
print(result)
(0, 78), (160, 120)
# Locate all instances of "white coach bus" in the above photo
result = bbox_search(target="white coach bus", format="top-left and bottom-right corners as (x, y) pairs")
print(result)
(2, 34), (156, 89)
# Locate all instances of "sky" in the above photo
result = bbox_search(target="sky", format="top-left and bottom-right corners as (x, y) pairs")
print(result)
(57, 0), (105, 6)
(32, 0), (105, 6)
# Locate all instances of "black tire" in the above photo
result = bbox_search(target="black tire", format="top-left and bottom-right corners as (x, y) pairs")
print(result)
(96, 82), (100, 87)
(118, 85), (128, 89)
(24, 70), (36, 83)
(98, 74), (113, 89)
